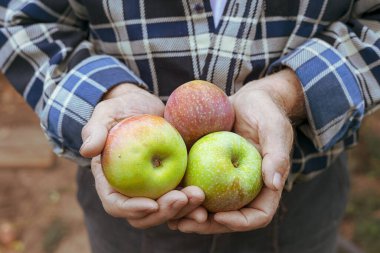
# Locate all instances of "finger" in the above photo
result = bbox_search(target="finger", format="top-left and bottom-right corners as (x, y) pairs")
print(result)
(176, 217), (233, 234)
(168, 206), (208, 230)
(172, 186), (205, 219)
(259, 104), (293, 190)
(91, 156), (114, 197)
(168, 220), (179, 230)
(107, 195), (159, 219)
(128, 190), (188, 229)
(184, 206), (208, 223)
(80, 87), (166, 158)
(80, 100), (121, 158)
(214, 187), (281, 231)
(262, 152), (290, 191)
(91, 156), (158, 219)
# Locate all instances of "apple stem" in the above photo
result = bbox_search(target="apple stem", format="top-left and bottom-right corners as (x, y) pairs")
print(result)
(232, 159), (239, 168)
(152, 157), (162, 168)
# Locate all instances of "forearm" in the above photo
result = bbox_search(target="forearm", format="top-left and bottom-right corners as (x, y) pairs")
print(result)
(259, 69), (306, 123)
(244, 69), (306, 124)
(0, 1), (147, 162)
(103, 82), (150, 100)
(267, 2), (380, 151)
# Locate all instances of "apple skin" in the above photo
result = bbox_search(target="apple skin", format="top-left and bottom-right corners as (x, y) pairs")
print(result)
(164, 80), (235, 148)
(184, 131), (263, 213)
(101, 115), (188, 199)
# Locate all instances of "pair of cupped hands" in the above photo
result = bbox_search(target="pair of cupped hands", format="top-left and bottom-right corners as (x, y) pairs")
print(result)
(79, 69), (305, 234)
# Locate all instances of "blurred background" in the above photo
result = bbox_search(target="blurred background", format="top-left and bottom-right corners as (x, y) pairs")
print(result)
(0, 73), (89, 253)
(0, 73), (379, 253)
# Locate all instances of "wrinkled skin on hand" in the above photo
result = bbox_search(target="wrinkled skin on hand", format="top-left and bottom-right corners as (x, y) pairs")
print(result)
(168, 69), (306, 234)
(80, 83), (206, 229)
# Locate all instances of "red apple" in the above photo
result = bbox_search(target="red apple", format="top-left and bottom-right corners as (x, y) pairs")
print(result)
(164, 80), (235, 148)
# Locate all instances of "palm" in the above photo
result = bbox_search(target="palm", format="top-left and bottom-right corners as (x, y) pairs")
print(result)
(169, 83), (294, 234)
(233, 102), (261, 150)
(81, 84), (206, 229)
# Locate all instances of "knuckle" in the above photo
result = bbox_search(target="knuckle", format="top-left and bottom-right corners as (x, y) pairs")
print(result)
(96, 100), (110, 112)
(176, 196), (189, 207)
(279, 154), (290, 167)
(271, 153), (290, 172)
(96, 100), (118, 118)
(81, 124), (90, 139)
(190, 193), (205, 205)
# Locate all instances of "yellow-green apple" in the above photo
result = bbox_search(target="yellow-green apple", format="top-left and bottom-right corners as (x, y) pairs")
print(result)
(101, 115), (188, 199)
(184, 131), (263, 212)
(164, 80), (235, 148)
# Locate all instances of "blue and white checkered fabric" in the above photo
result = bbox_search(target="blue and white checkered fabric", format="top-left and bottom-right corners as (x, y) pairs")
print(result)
(1, 0), (379, 185)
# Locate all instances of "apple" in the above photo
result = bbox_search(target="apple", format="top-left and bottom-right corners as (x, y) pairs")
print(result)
(101, 114), (188, 199)
(164, 80), (235, 148)
(184, 131), (263, 212)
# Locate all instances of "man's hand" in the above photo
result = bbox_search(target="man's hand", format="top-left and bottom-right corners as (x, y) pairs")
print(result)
(80, 83), (164, 157)
(168, 69), (306, 234)
(80, 83), (205, 229)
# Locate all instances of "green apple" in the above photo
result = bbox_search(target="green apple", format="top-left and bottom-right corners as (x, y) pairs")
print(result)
(101, 114), (187, 199)
(184, 131), (263, 212)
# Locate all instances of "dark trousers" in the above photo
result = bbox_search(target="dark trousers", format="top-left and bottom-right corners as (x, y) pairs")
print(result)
(77, 153), (349, 253)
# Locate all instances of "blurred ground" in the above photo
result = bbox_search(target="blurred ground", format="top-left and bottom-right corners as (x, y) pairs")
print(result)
(0, 74), (379, 253)
(341, 109), (380, 253)
(0, 76), (90, 253)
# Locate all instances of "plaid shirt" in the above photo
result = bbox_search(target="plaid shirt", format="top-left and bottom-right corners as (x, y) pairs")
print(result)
(1, 0), (380, 186)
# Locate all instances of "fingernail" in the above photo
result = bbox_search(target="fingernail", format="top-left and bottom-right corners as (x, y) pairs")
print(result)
(146, 204), (158, 212)
(273, 172), (283, 190)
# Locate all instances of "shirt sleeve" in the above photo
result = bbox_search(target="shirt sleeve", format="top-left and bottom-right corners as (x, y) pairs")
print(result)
(269, 1), (380, 151)
(0, 1), (147, 165)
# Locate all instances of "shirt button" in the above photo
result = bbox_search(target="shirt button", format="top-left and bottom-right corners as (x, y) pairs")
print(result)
(193, 3), (204, 13)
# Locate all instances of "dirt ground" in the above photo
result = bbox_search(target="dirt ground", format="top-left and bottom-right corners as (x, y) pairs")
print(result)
(0, 79), (90, 253)
(0, 159), (90, 253)
(0, 75), (379, 253)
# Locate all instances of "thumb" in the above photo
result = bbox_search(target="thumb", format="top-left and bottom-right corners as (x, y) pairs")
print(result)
(259, 115), (293, 191)
(261, 152), (291, 191)
(80, 101), (119, 158)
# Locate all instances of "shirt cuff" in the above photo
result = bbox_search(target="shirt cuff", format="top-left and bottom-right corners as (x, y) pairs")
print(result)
(269, 38), (365, 151)
(41, 55), (147, 161)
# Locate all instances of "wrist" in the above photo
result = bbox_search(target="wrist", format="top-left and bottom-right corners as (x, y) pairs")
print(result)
(103, 83), (147, 100)
(254, 69), (306, 123)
